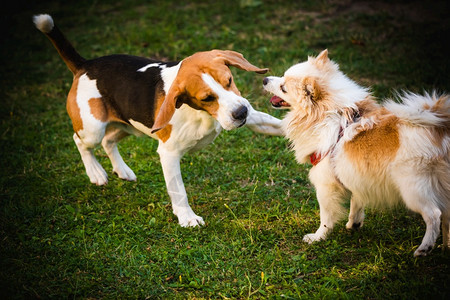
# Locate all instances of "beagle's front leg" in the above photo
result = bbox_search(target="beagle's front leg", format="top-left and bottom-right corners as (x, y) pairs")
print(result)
(157, 145), (205, 227)
(245, 106), (284, 136)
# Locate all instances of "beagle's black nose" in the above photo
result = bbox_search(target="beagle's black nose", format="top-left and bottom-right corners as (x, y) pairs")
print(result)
(263, 77), (269, 86)
(232, 106), (248, 121)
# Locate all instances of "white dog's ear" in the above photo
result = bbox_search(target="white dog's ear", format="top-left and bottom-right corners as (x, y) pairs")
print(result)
(315, 49), (329, 67)
(303, 77), (324, 103)
(286, 76), (324, 103)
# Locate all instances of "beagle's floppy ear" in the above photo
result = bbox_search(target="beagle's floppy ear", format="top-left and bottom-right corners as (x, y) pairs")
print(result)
(151, 82), (183, 133)
(214, 50), (269, 74)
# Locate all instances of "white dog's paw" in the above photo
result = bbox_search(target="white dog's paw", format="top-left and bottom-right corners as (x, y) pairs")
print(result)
(114, 164), (137, 182)
(345, 220), (363, 230)
(85, 161), (108, 186)
(303, 233), (324, 244)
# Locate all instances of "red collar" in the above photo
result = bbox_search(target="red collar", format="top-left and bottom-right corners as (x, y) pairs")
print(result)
(309, 111), (360, 166)
(309, 126), (344, 166)
(309, 111), (361, 166)
(309, 130), (342, 166)
(310, 152), (324, 166)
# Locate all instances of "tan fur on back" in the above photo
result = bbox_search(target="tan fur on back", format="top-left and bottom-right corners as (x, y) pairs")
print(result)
(344, 112), (400, 173)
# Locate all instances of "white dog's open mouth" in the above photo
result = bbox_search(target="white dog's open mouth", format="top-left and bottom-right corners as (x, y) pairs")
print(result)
(270, 95), (290, 108)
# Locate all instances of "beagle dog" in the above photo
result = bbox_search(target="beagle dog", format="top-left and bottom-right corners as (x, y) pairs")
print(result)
(33, 14), (282, 227)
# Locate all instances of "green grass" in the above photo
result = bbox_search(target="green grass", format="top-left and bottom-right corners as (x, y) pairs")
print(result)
(1, 0), (450, 298)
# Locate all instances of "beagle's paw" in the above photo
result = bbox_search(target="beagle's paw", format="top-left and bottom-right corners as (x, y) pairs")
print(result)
(182, 215), (205, 227)
(414, 244), (433, 257)
(177, 210), (205, 227)
(113, 163), (137, 182)
(85, 160), (108, 186)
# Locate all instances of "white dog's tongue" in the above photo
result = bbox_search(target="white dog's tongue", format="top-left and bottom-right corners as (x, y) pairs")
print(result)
(270, 95), (289, 108)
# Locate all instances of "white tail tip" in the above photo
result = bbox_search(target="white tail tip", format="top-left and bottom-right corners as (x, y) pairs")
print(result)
(33, 14), (54, 33)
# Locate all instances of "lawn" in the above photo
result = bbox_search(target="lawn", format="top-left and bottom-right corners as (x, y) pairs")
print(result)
(1, 0), (450, 298)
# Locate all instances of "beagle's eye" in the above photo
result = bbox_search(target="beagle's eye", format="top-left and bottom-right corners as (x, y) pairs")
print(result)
(202, 95), (216, 102)
(227, 77), (232, 87)
(280, 84), (287, 93)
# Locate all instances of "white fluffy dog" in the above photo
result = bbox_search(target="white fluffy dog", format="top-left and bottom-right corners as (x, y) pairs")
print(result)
(263, 50), (450, 256)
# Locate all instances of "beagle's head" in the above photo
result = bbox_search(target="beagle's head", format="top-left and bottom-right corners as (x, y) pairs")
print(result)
(152, 50), (268, 133)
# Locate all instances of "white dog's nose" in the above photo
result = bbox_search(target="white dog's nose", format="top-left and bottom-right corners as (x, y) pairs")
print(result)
(263, 77), (269, 86)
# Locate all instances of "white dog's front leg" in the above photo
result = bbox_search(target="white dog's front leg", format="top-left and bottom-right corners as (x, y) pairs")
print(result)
(346, 196), (365, 230)
(304, 158), (349, 243)
(245, 107), (283, 136)
(157, 146), (204, 227)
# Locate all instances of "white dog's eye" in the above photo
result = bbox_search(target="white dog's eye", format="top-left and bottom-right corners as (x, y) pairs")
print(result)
(280, 85), (287, 93)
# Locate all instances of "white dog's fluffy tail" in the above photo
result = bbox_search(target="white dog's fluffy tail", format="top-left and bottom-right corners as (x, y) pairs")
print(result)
(384, 91), (450, 128)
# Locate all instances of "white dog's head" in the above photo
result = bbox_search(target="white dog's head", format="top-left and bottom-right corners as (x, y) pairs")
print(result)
(263, 49), (367, 114)
(263, 49), (336, 110)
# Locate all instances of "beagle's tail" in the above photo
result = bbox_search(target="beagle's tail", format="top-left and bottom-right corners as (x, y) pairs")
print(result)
(33, 14), (85, 74)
